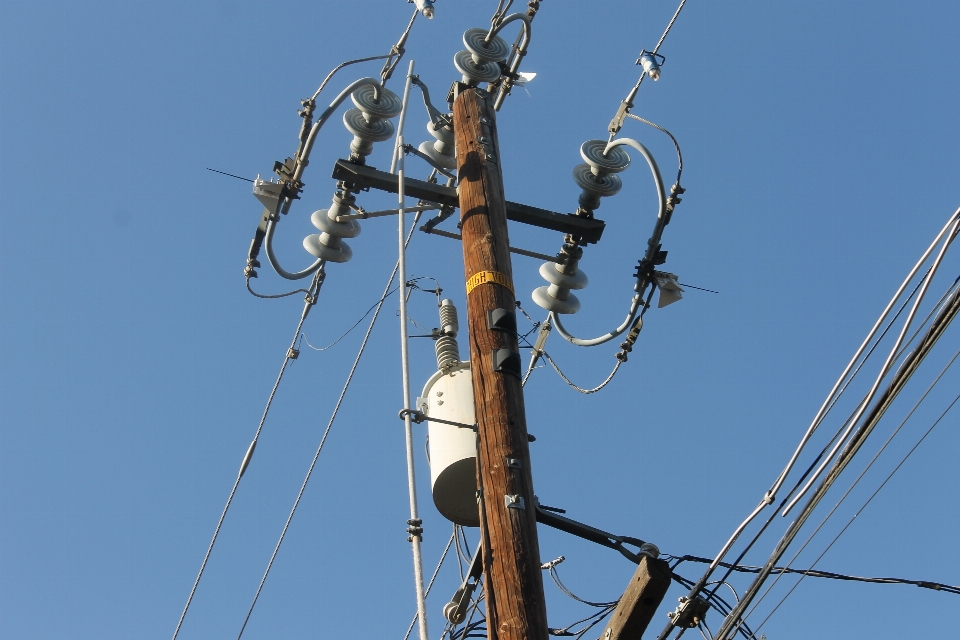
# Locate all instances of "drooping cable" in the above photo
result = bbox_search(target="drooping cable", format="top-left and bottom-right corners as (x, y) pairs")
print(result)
(302, 286), (399, 351)
(245, 277), (313, 299)
(171, 268), (324, 640)
(627, 113), (683, 184)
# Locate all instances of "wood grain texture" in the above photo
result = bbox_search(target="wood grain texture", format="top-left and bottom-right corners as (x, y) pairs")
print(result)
(454, 86), (549, 640)
(600, 556), (672, 640)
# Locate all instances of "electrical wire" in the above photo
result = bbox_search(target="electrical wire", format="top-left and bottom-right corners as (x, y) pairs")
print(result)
(714, 233), (960, 639)
(542, 350), (622, 394)
(734, 348), (960, 633)
(302, 286), (399, 351)
(662, 211), (960, 640)
(626, 113), (683, 184)
(245, 277), (313, 299)
(171, 269), (324, 640)
(668, 553), (960, 596)
(749, 389), (960, 636)
(234, 212), (424, 639)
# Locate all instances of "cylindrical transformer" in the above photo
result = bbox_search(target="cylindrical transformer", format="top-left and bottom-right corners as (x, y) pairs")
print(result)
(418, 361), (478, 527)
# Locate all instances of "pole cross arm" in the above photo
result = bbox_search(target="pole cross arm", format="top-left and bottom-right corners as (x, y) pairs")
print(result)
(331, 159), (607, 243)
(534, 500), (650, 565)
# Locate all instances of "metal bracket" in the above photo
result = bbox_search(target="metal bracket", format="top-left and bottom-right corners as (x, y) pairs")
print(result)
(505, 495), (526, 510)
(492, 349), (522, 379)
(398, 408), (477, 431)
(331, 159), (606, 243)
(667, 596), (709, 629)
(534, 498), (650, 565)
(488, 308), (518, 334)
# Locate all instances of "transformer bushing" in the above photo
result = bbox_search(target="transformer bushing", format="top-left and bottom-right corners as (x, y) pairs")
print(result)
(454, 28), (508, 85)
(303, 84), (402, 264)
(434, 299), (461, 371)
(532, 140), (631, 314)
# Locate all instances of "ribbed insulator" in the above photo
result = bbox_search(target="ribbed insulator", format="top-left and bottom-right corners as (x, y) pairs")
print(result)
(439, 299), (459, 337)
(435, 335), (460, 371)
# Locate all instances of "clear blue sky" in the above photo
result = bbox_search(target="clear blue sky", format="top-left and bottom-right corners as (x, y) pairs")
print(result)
(1, 1), (958, 638)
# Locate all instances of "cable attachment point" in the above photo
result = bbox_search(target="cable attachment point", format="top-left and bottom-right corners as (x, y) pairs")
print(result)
(406, 517), (423, 541)
(454, 28), (508, 85)
(540, 556), (565, 570)
(286, 347), (300, 360)
(666, 596), (709, 629)
(636, 50), (665, 81)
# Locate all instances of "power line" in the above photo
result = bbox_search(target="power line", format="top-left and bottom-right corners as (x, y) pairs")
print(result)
(669, 555), (960, 595)
(236, 214), (423, 639)
(171, 268), (324, 640)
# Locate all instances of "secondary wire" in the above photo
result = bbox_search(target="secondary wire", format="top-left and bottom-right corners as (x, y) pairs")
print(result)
(715, 232), (960, 639)
(750, 389), (960, 635)
(302, 286), (399, 351)
(670, 263), (942, 639)
(738, 349), (960, 632)
(171, 268), (324, 640)
(235, 213), (422, 639)
(245, 277), (313, 299)
(669, 554), (960, 596)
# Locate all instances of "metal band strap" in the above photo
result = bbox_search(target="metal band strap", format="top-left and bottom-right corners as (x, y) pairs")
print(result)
(466, 270), (514, 295)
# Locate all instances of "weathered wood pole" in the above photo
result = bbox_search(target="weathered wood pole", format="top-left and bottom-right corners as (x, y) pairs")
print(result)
(600, 555), (672, 639)
(453, 85), (549, 640)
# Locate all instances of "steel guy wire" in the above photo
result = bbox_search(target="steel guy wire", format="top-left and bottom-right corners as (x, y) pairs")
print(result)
(715, 245), (960, 640)
(609, 0), (688, 138)
(235, 210), (425, 640)
(171, 268), (324, 640)
(748, 388), (960, 636)
(403, 529), (457, 640)
(737, 347), (960, 631)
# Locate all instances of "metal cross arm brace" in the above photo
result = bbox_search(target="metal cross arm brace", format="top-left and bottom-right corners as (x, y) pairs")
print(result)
(398, 408), (477, 431)
(331, 159), (607, 243)
(534, 499), (651, 565)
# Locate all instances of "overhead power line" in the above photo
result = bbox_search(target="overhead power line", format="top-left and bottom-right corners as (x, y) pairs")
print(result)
(668, 555), (960, 595)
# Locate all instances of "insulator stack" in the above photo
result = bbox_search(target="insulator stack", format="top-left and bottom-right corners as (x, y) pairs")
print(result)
(303, 84), (402, 264)
(531, 244), (589, 314)
(532, 140), (633, 314)
(418, 120), (456, 169)
(572, 139), (631, 214)
(454, 28), (509, 85)
(434, 299), (461, 370)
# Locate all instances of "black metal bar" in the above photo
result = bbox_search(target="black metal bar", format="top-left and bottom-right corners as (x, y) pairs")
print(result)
(332, 159), (606, 243)
(534, 502), (646, 564)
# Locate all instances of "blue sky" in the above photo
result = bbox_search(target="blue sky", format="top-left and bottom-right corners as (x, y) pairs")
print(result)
(1, 1), (958, 638)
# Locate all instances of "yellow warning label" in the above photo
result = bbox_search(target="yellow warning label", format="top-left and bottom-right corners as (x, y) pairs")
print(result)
(466, 270), (514, 295)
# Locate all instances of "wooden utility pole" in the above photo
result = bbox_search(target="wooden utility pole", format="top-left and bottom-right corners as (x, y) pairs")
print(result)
(600, 555), (672, 639)
(454, 85), (549, 640)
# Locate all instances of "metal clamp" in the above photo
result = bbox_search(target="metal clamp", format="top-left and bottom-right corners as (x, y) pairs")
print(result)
(398, 408), (477, 431)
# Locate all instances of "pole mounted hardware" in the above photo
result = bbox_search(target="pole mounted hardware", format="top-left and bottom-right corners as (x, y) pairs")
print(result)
(330, 159), (607, 242)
